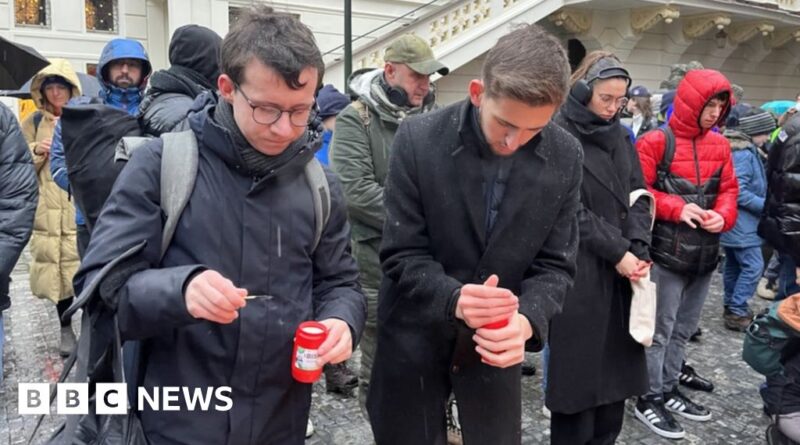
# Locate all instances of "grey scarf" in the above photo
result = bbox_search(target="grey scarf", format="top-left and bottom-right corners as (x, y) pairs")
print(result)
(367, 74), (437, 122)
(214, 99), (322, 178)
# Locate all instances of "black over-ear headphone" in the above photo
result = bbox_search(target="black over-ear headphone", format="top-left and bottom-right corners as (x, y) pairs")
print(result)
(570, 59), (633, 106)
(385, 84), (436, 108)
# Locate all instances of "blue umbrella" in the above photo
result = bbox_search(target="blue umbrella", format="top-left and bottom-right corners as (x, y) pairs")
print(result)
(0, 71), (101, 99)
(761, 100), (796, 116)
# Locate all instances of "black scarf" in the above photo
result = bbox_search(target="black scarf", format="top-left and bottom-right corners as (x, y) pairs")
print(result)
(213, 99), (322, 178)
(561, 93), (622, 152)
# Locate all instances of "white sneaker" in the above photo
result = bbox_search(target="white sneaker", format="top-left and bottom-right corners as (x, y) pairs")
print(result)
(306, 419), (314, 438)
(758, 278), (777, 300)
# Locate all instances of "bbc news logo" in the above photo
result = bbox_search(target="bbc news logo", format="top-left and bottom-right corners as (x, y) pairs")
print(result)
(18, 383), (233, 415)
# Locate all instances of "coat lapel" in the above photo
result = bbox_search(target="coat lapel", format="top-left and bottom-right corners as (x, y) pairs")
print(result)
(581, 147), (629, 209)
(452, 143), (487, 247)
(485, 138), (546, 248)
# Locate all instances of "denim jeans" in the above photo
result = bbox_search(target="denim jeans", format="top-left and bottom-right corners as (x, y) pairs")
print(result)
(722, 246), (763, 316)
(777, 254), (800, 301)
(645, 264), (712, 396)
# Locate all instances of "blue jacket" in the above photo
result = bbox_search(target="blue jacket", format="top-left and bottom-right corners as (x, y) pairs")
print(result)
(97, 38), (152, 114)
(315, 129), (332, 165)
(51, 39), (151, 226)
(721, 130), (767, 248)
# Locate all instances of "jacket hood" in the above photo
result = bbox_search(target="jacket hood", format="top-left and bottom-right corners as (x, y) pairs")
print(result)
(97, 38), (152, 89)
(168, 25), (222, 86)
(723, 128), (753, 150)
(668, 69), (733, 139)
(348, 68), (382, 103)
(30, 59), (81, 113)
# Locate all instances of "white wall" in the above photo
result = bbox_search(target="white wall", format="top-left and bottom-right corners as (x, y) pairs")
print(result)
(0, 0), (171, 74)
(434, 55), (485, 106)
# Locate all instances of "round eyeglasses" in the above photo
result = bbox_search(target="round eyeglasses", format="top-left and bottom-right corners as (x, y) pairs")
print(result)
(235, 84), (317, 127)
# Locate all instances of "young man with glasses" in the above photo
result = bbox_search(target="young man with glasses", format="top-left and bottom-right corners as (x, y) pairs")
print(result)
(73, 7), (366, 444)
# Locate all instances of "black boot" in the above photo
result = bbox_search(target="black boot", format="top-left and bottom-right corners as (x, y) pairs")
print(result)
(323, 362), (358, 395)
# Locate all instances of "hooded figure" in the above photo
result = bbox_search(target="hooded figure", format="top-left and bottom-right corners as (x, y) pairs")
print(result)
(96, 38), (152, 114)
(49, 38), (151, 244)
(20, 59), (82, 356)
(138, 25), (222, 136)
(634, 69), (738, 439)
(21, 60), (81, 304)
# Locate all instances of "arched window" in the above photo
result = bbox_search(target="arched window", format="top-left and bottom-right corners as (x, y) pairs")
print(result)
(15, 0), (49, 27)
(85, 0), (117, 33)
(567, 39), (587, 72)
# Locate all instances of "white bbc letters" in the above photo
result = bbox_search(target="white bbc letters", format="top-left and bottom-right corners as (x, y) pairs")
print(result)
(56, 383), (89, 415)
(18, 383), (50, 415)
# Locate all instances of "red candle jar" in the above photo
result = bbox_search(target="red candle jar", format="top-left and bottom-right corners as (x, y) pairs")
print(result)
(292, 321), (328, 383)
(483, 318), (509, 329)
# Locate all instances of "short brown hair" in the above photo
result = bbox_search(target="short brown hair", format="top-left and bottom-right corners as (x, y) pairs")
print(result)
(481, 24), (570, 106)
(220, 5), (324, 90)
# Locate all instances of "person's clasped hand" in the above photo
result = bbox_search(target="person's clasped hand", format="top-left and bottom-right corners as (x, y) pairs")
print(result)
(456, 274), (533, 368)
(34, 138), (52, 156)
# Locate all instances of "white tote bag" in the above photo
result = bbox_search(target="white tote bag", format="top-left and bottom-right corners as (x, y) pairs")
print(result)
(628, 189), (657, 347)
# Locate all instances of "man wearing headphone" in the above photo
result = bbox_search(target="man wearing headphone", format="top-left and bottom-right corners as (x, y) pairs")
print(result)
(329, 34), (449, 418)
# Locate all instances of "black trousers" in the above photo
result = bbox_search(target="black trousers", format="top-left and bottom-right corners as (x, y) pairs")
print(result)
(368, 322), (522, 445)
(550, 400), (625, 445)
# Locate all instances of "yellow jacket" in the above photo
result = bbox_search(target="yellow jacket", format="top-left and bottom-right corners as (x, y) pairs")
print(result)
(21, 59), (81, 303)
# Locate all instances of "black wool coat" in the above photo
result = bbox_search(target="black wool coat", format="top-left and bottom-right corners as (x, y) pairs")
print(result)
(368, 99), (583, 443)
(546, 97), (652, 414)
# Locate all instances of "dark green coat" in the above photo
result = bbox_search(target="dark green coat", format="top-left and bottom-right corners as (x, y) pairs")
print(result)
(330, 87), (400, 290)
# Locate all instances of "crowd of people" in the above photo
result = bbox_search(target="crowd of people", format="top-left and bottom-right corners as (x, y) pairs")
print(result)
(2, 4), (800, 444)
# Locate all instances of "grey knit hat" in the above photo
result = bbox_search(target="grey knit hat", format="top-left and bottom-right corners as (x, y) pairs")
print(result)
(737, 108), (776, 136)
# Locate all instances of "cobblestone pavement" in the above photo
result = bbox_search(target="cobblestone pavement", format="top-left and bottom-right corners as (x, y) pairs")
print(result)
(1, 249), (772, 444)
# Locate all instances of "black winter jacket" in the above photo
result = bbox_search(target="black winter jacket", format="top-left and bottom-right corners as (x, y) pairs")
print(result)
(0, 103), (37, 309)
(73, 93), (366, 445)
(138, 25), (221, 136)
(760, 116), (800, 265)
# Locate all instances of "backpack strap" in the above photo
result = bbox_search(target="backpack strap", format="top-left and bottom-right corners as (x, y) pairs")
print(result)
(351, 99), (371, 128)
(305, 157), (330, 252)
(33, 111), (43, 132)
(159, 130), (199, 261)
(656, 126), (676, 187)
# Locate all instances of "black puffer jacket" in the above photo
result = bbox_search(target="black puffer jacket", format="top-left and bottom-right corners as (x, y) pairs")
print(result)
(0, 103), (38, 309)
(138, 25), (221, 136)
(760, 115), (800, 264)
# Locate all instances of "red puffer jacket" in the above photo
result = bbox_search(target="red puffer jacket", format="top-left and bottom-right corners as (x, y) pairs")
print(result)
(637, 69), (738, 230)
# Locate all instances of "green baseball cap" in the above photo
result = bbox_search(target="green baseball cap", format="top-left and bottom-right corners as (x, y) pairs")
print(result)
(384, 34), (449, 76)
